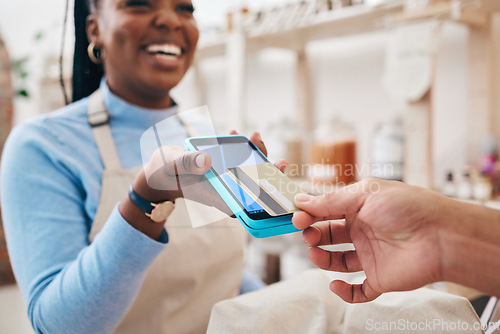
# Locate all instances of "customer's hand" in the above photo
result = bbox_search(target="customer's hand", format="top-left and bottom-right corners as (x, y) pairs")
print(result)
(292, 179), (446, 303)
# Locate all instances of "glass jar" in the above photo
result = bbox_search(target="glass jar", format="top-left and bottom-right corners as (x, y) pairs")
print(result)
(309, 117), (357, 186)
(370, 117), (405, 181)
(266, 119), (305, 178)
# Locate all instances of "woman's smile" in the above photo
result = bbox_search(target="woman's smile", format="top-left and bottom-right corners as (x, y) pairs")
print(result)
(143, 41), (186, 71)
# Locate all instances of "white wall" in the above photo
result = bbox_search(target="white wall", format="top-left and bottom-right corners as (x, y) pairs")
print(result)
(433, 23), (469, 189)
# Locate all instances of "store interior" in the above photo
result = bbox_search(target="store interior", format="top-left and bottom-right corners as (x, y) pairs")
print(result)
(1, 0), (500, 332)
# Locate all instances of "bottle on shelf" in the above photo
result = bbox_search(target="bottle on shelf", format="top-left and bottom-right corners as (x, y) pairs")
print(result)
(309, 117), (357, 186)
(472, 174), (492, 203)
(441, 170), (456, 198)
(370, 117), (405, 182)
(456, 169), (473, 200)
(265, 118), (304, 179)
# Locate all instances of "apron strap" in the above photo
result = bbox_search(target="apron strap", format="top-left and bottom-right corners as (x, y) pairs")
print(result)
(88, 90), (122, 170)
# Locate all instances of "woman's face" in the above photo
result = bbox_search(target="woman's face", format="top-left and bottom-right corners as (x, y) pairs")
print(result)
(87, 0), (199, 108)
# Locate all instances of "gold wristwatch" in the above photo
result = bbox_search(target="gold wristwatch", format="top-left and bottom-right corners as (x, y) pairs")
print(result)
(128, 186), (174, 223)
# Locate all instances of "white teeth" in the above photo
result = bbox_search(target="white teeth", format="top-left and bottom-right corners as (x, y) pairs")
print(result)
(146, 44), (182, 56)
(153, 54), (178, 60)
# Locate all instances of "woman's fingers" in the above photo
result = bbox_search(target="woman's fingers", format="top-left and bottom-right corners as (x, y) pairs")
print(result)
(249, 132), (268, 157)
(228, 130), (268, 157)
(302, 220), (352, 247)
(274, 159), (288, 173)
(329, 280), (380, 304)
(308, 247), (362, 272)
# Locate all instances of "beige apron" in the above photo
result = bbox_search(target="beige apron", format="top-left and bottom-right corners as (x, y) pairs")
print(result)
(87, 90), (247, 334)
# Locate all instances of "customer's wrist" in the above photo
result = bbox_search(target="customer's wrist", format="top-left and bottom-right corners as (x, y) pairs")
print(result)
(439, 199), (500, 292)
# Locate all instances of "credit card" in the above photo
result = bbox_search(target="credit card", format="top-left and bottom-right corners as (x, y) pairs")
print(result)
(225, 163), (301, 216)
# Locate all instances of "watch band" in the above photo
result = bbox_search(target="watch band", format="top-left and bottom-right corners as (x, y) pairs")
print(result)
(128, 186), (154, 214)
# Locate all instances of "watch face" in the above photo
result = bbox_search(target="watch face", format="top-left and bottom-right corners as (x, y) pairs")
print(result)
(149, 201), (175, 223)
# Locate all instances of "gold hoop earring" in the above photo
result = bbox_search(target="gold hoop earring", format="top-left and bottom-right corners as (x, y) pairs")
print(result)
(87, 43), (106, 64)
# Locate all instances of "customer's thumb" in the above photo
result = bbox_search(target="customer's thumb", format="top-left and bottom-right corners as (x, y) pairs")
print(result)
(294, 186), (366, 221)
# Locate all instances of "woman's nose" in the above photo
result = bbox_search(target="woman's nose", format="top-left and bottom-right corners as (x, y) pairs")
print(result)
(153, 8), (182, 30)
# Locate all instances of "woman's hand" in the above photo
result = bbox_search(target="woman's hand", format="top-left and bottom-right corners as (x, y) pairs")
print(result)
(120, 132), (287, 240)
(232, 131), (288, 173)
(133, 132), (287, 216)
(292, 178), (447, 303)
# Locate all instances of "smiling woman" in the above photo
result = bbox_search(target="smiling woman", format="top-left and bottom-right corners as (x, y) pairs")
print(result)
(84, 0), (199, 108)
(0, 0), (265, 333)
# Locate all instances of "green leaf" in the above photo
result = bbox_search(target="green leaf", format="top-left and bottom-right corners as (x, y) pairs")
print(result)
(17, 89), (29, 98)
(34, 31), (44, 42)
(11, 56), (30, 72)
(12, 56), (29, 66)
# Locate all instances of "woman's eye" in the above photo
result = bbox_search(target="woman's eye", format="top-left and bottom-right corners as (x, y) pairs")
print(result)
(125, 0), (150, 7)
(178, 3), (195, 14)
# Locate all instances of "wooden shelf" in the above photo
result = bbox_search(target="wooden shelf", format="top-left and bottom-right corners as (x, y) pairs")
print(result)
(196, 0), (500, 59)
(393, 0), (500, 28)
(246, 3), (405, 52)
(197, 3), (405, 58)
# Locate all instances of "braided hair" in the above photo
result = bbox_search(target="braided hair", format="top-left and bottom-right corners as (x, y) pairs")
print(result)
(71, 0), (104, 102)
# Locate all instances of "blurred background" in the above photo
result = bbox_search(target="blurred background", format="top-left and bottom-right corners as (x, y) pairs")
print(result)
(1, 0), (500, 332)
